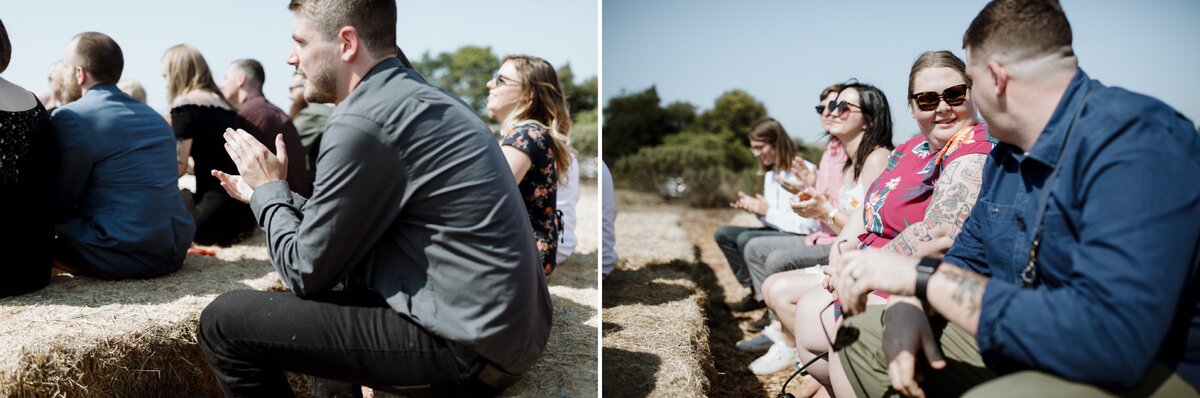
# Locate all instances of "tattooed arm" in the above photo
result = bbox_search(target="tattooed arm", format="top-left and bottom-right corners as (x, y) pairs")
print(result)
(926, 264), (988, 335)
(882, 153), (987, 256)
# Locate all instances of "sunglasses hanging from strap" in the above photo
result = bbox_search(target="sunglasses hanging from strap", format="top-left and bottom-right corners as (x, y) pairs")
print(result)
(1023, 84), (1095, 287)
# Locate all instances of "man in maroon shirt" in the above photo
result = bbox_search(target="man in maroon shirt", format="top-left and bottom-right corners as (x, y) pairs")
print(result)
(221, 59), (312, 197)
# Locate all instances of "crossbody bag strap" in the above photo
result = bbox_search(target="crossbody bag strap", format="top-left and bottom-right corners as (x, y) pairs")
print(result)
(1022, 85), (1095, 286)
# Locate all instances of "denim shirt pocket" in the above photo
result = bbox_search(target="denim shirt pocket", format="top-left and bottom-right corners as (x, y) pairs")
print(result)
(976, 197), (1019, 274)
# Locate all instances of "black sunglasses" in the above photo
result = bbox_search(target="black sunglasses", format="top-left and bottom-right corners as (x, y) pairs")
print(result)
(911, 84), (970, 111)
(814, 105), (826, 115)
(827, 100), (862, 116)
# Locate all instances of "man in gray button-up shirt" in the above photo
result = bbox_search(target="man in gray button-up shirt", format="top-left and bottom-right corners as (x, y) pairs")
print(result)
(198, 1), (551, 396)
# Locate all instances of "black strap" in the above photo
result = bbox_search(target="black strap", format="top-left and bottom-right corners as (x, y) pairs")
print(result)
(1023, 84), (1095, 286)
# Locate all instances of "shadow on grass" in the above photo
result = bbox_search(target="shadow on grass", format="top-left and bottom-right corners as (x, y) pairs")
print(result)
(601, 347), (661, 398)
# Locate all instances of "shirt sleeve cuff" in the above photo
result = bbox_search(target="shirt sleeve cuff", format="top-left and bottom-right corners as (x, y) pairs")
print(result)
(976, 277), (1020, 368)
(250, 180), (294, 224)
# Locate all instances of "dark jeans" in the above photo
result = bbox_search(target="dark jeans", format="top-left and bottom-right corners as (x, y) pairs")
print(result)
(182, 189), (256, 246)
(713, 225), (788, 289)
(199, 290), (504, 397)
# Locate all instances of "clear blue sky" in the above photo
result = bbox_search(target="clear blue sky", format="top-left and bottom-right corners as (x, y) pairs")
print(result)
(603, 0), (1200, 144)
(2, 0), (597, 114)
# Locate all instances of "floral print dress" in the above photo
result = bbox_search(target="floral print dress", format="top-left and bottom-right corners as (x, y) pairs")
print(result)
(502, 123), (560, 276)
(859, 123), (995, 249)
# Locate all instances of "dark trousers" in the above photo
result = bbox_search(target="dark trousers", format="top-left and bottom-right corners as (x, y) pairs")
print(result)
(199, 290), (503, 397)
(182, 189), (256, 246)
(713, 225), (787, 289)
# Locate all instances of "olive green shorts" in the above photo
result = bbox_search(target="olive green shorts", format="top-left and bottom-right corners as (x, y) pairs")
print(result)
(837, 305), (1198, 398)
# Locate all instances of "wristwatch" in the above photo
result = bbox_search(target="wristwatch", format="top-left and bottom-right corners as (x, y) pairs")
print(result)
(915, 256), (942, 303)
(825, 207), (838, 223)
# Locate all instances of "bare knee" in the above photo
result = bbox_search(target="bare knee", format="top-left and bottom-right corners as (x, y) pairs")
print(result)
(794, 289), (836, 354)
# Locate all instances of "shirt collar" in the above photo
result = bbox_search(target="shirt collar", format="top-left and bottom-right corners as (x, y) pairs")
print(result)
(243, 91), (266, 104)
(361, 57), (404, 85)
(1025, 68), (1093, 166)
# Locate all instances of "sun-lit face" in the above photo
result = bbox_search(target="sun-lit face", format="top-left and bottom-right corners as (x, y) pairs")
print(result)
(749, 139), (776, 167)
(827, 88), (867, 141)
(219, 64), (240, 103)
(485, 60), (525, 122)
(61, 40), (83, 103)
(964, 48), (1014, 144)
(910, 66), (978, 148)
(287, 16), (340, 104)
(288, 73), (306, 104)
(819, 91), (838, 133)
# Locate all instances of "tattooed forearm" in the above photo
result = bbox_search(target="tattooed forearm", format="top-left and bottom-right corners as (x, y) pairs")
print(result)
(882, 154), (986, 256)
(942, 266), (985, 317)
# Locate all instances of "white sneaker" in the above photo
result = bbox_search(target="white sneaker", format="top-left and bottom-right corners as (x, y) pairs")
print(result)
(748, 341), (798, 375)
(761, 320), (786, 343)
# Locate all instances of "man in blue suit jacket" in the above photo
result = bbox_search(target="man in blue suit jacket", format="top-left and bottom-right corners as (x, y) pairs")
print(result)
(51, 32), (194, 279)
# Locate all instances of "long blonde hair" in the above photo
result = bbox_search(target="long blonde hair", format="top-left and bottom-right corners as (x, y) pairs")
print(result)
(162, 44), (232, 108)
(501, 54), (572, 182)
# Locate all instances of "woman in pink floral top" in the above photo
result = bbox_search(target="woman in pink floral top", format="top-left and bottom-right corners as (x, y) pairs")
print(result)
(486, 55), (573, 277)
(783, 51), (997, 396)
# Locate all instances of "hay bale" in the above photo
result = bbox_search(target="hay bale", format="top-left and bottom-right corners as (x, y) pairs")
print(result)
(1, 182), (601, 397)
(602, 207), (712, 397)
(0, 232), (283, 397)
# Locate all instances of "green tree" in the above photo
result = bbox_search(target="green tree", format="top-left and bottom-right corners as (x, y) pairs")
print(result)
(602, 86), (681, 164)
(413, 45), (499, 119)
(663, 101), (697, 132)
(557, 63), (598, 120)
(695, 89), (767, 140)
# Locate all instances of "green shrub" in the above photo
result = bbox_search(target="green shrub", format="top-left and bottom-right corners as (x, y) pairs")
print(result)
(572, 116), (598, 160)
(614, 140), (762, 208)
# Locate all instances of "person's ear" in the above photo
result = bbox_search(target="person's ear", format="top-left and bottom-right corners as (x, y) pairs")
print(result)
(338, 26), (360, 63)
(236, 74), (247, 89)
(75, 66), (86, 86)
(987, 60), (1007, 98)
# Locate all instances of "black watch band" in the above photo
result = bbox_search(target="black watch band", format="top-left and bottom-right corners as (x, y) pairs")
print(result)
(915, 257), (942, 303)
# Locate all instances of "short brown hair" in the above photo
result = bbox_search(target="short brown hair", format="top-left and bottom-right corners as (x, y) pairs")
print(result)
(71, 32), (124, 84)
(907, 50), (971, 102)
(231, 58), (266, 88)
(963, 0), (1073, 62)
(288, 0), (397, 58)
(819, 83), (844, 101)
(0, 18), (12, 74)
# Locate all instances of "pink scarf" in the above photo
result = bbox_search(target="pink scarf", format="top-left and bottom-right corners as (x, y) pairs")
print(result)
(805, 138), (849, 246)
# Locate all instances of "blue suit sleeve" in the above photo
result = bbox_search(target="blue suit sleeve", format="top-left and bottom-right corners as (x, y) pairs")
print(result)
(49, 108), (93, 220)
(974, 116), (1200, 389)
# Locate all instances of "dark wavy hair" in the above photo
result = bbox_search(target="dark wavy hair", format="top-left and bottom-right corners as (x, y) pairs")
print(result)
(837, 82), (894, 180)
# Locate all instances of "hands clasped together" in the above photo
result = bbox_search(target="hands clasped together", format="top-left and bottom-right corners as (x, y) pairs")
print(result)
(211, 128), (289, 204)
(823, 225), (955, 397)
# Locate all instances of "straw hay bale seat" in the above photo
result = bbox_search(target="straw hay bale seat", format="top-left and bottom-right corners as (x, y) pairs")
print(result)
(1, 184), (601, 397)
(601, 208), (712, 397)
(0, 232), (286, 396)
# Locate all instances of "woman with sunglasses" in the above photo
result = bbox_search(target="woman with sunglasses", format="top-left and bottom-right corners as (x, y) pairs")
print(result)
(746, 82), (895, 375)
(486, 54), (573, 277)
(769, 51), (997, 397)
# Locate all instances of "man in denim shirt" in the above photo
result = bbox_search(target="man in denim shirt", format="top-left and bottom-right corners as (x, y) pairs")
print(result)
(828, 1), (1200, 397)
